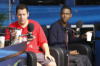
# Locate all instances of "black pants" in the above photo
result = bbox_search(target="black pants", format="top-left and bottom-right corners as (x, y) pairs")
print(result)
(69, 54), (92, 66)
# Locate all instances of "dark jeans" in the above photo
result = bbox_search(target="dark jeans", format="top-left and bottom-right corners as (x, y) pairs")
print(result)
(69, 54), (92, 66)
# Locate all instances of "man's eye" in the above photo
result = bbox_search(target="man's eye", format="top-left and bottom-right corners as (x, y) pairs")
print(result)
(66, 13), (70, 15)
(18, 14), (21, 16)
(62, 13), (70, 15)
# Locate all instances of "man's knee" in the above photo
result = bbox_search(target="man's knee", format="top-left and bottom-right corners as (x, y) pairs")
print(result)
(75, 57), (83, 63)
(46, 62), (57, 66)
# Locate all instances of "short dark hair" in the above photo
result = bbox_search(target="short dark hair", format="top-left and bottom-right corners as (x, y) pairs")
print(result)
(61, 5), (72, 13)
(16, 4), (29, 14)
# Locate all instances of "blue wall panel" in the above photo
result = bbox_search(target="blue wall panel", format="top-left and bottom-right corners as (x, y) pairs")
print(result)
(0, 1), (100, 25)
(0, 0), (19, 5)
(8, 5), (100, 25)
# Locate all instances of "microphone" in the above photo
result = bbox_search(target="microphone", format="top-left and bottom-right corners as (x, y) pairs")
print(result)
(21, 23), (34, 41)
(75, 20), (83, 35)
(21, 23), (34, 37)
(27, 23), (34, 41)
(27, 23), (34, 32)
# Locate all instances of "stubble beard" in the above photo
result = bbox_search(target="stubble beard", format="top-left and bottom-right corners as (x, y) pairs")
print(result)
(61, 19), (68, 24)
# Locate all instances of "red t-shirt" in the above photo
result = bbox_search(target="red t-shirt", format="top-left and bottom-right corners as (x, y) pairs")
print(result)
(5, 19), (48, 53)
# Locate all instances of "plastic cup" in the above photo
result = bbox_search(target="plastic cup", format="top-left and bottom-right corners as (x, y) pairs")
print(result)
(86, 32), (92, 41)
(0, 36), (5, 48)
(15, 29), (22, 40)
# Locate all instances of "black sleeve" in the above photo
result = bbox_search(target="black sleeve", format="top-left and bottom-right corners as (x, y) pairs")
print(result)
(49, 25), (58, 46)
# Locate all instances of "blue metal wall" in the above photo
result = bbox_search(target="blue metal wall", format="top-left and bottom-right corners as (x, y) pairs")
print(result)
(0, 0), (19, 4)
(10, 5), (100, 25)
(0, 0), (100, 26)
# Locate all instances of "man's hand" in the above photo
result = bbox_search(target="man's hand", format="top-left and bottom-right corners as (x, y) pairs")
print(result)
(74, 35), (80, 38)
(45, 54), (55, 61)
(82, 31), (93, 39)
(42, 43), (55, 61)
(82, 33), (86, 38)
(27, 38), (33, 41)
(70, 50), (79, 55)
(11, 30), (16, 40)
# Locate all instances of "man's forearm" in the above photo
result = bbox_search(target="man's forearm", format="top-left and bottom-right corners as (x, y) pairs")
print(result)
(41, 43), (50, 55)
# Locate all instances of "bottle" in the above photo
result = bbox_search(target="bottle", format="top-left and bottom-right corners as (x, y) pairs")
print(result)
(18, 35), (22, 43)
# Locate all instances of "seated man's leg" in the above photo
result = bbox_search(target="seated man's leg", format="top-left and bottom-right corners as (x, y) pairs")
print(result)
(46, 62), (57, 66)
(76, 55), (92, 66)
(36, 53), (56, 66)
(46, 62), (56, 66)
(69, 55), (84, 66)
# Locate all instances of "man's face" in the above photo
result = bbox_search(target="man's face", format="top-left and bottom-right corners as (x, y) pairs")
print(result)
(60, 9), (72, 23)
(16, 8), (29, 25)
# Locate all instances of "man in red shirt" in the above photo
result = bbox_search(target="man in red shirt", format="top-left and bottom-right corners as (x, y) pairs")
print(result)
(5, 4), (56, 66)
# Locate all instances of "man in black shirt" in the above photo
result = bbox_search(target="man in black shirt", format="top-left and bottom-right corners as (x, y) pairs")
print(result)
(49, 5), (92, 66)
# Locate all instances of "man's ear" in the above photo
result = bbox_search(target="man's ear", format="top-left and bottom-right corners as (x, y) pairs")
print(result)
(60, 12), (62, 17)
(28, 12), (29, 17)
(16, 14), (17, 18)
(70, 13), (72, 17)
